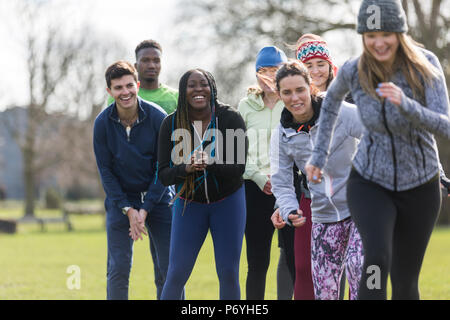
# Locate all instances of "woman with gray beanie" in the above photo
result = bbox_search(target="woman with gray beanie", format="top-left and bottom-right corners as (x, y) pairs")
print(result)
(306, 0), (449, 299)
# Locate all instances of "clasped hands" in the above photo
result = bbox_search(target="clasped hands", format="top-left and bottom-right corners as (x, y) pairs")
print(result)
(127, 208), (148, 241)
(271, 208), (306, 229)
(185, 150), (209, 173)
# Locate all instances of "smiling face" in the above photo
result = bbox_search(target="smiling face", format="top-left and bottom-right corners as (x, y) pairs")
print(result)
(278, 75), (313, 123)
(106, 75), (139, 111)
(186, 70), (211, 112)
(304, 58), (330, 92)
(363, 32), (399, 66)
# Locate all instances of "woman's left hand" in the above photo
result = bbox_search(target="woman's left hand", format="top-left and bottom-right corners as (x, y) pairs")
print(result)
(305, 163), (322, 184)
(376, 82), (403, 107)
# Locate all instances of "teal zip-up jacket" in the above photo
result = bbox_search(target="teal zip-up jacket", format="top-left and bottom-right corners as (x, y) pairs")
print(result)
(238, 93), (284, 190)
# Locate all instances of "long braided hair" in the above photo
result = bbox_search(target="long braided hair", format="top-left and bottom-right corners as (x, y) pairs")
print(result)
(170, 69), (219, 206)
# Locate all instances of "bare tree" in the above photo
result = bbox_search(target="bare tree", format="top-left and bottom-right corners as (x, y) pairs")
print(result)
(402, 0), (450, 86)
(54, 35), (127, 201)
(2, 0), (126, 217)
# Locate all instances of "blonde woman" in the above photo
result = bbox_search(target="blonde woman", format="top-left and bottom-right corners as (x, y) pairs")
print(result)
(238, 46), (295, 300)
(306, 0), (450, 299)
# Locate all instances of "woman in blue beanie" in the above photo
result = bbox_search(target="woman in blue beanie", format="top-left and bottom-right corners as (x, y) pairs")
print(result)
(237, 46), (300, 300)
(306, 0), (450, 299)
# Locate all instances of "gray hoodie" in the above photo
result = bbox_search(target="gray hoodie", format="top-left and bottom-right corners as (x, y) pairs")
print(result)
(310, 48), (450, 191)
(270, 103), (363, 224)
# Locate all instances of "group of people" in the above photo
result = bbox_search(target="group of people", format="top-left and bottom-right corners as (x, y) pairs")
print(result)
(93, 0), (450, 300)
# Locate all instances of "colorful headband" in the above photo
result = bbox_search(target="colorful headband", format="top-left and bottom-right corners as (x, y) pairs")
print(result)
(296, 40), (337, 76)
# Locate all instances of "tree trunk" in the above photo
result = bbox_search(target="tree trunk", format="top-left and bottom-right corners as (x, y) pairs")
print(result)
(23, 154), (35, 217)
(23, 107), (37, 217)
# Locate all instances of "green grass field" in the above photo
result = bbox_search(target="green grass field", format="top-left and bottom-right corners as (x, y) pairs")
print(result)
(0, 202), (449, 300)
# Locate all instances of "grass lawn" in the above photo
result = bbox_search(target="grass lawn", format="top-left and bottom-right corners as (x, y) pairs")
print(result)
(0, 202), (449, 300)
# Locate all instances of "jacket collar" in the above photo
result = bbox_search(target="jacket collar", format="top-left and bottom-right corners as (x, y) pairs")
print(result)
(280, 95), (322, 134)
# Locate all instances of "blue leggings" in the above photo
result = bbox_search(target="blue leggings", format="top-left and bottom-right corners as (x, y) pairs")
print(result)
(161, 186), (246, 300)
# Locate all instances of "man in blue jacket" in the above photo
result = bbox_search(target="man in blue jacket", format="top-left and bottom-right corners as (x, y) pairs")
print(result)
(94, 60), (172, 300)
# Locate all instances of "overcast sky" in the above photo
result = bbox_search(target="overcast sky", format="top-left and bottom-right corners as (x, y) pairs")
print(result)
(0, 0), (180, 110)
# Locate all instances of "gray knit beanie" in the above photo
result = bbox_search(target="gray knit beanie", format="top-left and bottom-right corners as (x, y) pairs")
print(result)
(357, 0), (408, 34)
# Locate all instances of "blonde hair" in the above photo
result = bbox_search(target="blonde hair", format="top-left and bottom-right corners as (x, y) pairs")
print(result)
(247, 66), (278, 97)
(246, 86), (263, 96)
(358, 33), (440, 101)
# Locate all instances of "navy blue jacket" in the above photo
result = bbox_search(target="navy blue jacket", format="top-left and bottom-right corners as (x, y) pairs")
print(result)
(93, 98), (169, 212)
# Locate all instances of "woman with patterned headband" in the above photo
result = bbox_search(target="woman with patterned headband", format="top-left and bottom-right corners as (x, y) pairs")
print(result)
(297, 34), (356, 300)
(295, 34), (338, 93)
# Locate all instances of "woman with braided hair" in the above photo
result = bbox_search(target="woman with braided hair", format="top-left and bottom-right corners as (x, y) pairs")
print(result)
(158, 69), (248, 300)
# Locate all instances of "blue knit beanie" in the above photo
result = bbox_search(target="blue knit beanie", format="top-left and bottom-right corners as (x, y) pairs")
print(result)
(255, 46), (288, 72)
(357, 0), (408, 34)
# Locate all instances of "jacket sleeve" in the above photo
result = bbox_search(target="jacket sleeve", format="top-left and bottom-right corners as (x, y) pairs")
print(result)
(93, 118), (130, 209)
(397, 52), (450, 139)
(269, 127), (299, 226)
(343, 103), (364, 139)
(157, 115), (190, 187)
(206, 110), (248, 179)
(309, 60), (352, 169)
(237, 99), (269, 190)
(141, 111), (169, 213)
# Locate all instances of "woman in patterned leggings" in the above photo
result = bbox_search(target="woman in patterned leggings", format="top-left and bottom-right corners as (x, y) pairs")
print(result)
(270, 61), (364, 299)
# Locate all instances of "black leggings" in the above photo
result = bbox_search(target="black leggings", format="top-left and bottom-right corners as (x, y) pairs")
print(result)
(244, 180), (276, 300)
(346, 169), (441, 300)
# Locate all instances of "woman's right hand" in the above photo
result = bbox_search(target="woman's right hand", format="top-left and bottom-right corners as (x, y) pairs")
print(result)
(271, 208), (286, 229)
(262, 179), (273, 195)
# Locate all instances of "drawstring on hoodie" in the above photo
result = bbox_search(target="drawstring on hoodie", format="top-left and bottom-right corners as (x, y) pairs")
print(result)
(169, 77), (219, 203)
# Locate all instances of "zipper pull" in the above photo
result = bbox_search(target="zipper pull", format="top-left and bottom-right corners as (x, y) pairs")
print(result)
(126, 126), (131, 142)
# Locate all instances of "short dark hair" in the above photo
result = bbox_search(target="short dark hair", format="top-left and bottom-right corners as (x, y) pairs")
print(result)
(135, 40), (162, 59)
(276, 60), (312, 91)
(105, 60), (138, 88)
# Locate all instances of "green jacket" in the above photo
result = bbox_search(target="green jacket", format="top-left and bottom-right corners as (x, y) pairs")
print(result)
(237, 93), (284, 190)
